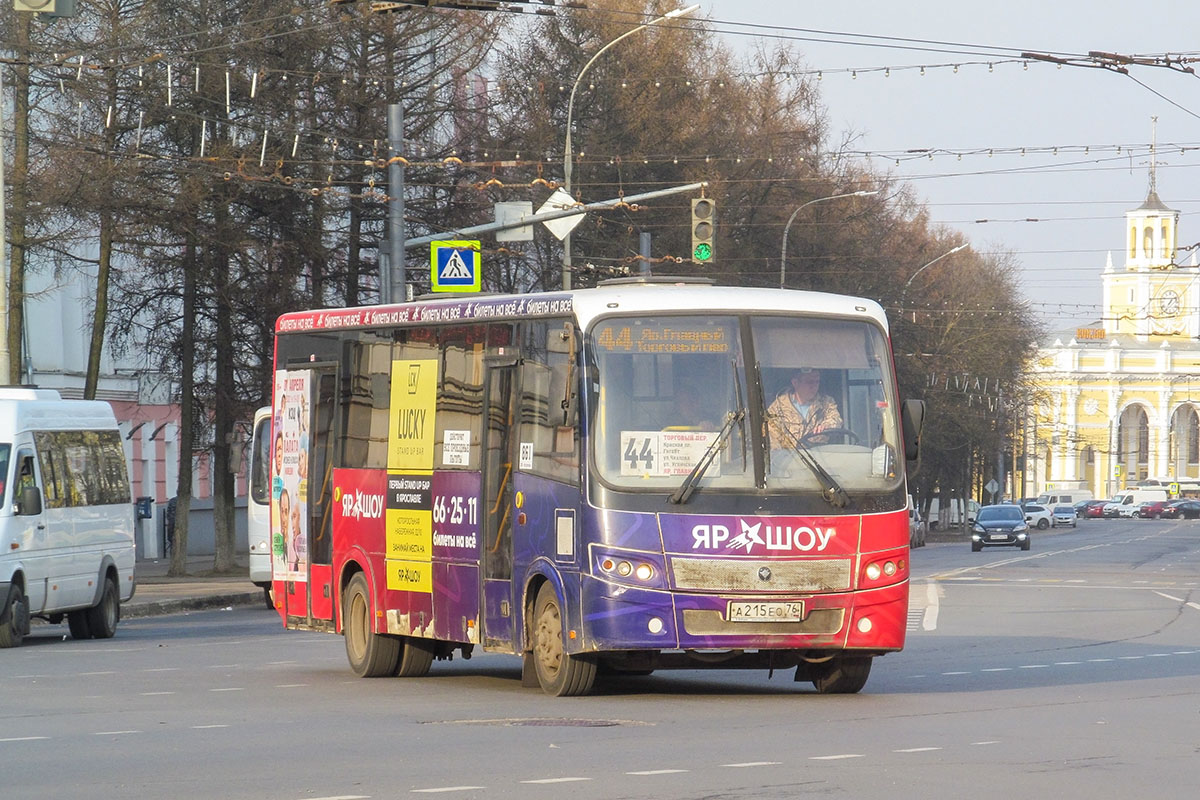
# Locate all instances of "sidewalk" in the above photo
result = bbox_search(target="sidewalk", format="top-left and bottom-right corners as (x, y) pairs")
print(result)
(125, 554), (268, 619)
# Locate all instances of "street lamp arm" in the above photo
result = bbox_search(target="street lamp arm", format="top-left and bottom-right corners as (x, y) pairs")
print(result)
(779, 189), (879, 289)
(561, 3), (699, 290)
(563, 4), (699, 194)
(902, 243), (968, 297)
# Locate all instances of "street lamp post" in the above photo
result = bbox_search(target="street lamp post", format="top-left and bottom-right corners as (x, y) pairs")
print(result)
(900, 243), (968, 302)
(779, 190), (878, 289)
(561, 3), (700, 290)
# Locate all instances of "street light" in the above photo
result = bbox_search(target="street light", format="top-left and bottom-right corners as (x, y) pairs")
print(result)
(561, 3), (700, 289)
(779, 190), (878, 289)
(900, 243), (968, 301)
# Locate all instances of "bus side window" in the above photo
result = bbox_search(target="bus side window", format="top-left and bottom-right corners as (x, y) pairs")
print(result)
(519, 320), (579, 484)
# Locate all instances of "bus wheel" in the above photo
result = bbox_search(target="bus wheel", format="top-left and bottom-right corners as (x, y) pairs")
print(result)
(811, 655), (872, 694)
(395, 636), (436, 677)
(531, 583), (596, 697)
(86, 576), (120, 639)
(0, 585), (28, 648)
(343, 573), (400, 677)
(67, 610), (92, 640)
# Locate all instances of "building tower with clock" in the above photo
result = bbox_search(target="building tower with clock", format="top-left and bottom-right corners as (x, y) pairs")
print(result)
(1029, 162), (1200, 501)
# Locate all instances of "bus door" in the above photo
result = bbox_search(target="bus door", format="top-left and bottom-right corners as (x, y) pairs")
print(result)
(481, 360), (519, 650)
(276, 363), (337, 629)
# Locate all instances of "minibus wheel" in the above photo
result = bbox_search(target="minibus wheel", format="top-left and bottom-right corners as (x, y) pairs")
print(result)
(86, 577), (120, 639)
(0, 585), (27, 648)
(67, 610), (91, 639)
(531, 583), (596, 697)
(343, 573), (400, 677)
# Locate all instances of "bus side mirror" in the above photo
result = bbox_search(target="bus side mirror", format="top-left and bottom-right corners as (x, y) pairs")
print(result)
(901, 399), (925, 461)
(16, 485), (41, 516)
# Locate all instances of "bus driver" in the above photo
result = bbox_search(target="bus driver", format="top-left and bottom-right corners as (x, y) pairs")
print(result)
(766, 367), (842, 446)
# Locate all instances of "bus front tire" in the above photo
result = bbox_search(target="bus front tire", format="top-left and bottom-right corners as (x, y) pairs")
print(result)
(531, 583), (596, 697)
(811, 655), (872, 694)
(85, 577), (120, 639)
(343, 573), (400, 677)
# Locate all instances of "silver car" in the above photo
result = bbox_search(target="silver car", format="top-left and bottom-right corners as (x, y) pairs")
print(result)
(1052, 505), (1077, 527)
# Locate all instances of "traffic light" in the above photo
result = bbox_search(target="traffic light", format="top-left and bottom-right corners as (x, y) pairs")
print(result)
(691, 198), (715, 264)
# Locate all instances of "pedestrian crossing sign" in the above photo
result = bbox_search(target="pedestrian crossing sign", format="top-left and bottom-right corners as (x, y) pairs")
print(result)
(430, 240), (481, 292)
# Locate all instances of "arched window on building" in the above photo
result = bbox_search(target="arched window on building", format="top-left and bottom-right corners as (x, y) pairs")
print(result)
(1144, 226), (1154, 258)
(1129, 226), (1137, 259)
(1118, 405), (1151, 482)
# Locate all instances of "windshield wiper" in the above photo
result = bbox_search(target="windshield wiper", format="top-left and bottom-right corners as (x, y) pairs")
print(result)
(668, 408), (746, 505)
(767, 417), (850, 509)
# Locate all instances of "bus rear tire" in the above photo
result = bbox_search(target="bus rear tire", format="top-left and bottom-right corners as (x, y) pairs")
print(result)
(86, 576), (120, 639)
(343, 573), (400, 677)
(531, 583), (596, 697)
(395, 636), (436, 677)
(811, 655), (872, 694)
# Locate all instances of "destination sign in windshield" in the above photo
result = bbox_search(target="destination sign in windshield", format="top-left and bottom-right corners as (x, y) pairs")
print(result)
(594, 322), (731, 354)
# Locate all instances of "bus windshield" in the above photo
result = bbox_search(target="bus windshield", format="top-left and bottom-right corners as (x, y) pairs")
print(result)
(591, 313), (902, 495)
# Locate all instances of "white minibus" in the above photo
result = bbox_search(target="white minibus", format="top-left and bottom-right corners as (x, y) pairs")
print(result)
(0, 388), (135, 646)
(247, 406), (273, 608)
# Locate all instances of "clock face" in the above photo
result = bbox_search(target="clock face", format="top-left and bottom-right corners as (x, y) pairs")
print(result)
(1084, 398), (1099, 416)
(1158, 289), (1181, 316)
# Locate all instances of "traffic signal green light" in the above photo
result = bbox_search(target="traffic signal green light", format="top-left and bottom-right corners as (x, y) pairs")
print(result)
(691, 198), (715, 264)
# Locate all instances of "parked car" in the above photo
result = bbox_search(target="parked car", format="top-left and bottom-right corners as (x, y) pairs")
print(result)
(1022, 503), (1053, 529)
(909, 504), (925, 548)
(971, 504), (1031, 551)
(1052, 505), (1077, 527)
(1160, 500), (1200, 519)
(1137, 499), (1170, 519)
(1081, 499), (1109, 519)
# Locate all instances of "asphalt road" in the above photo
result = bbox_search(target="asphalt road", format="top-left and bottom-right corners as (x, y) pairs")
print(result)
(3, 517), (1197, 800)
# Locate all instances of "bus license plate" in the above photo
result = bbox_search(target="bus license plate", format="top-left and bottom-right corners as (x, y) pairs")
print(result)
(727, 601), (804, 622)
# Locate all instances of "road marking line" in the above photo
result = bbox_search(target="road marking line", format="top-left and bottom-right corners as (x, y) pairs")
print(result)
(192, 725), (229, 729)
(304, 796), (370, 799)
(627, 769), (688, 775)
(143, 668), (179, 672)
(140, 691), (175, 696)
(941, 671), (970, 675)
(95, 730), (142, 736)
(895, 747), (942, 753)
(1019, 664), (1049, 669)
(412, 789), (485, 794)
(722, 762), (781, 767)
(972, 741), (1000, 746)
(923, 582), (939, 631)
(275, 683), (309, 688)
(810, 754), (863, 760)
(521, 778), (591, 784)
(1054, 661), (1082, 665)
(210, 687), (245, 692)
(0, 736), (49, 742)
(980, 667), (1011, 672)
(79, 671), (116, 676)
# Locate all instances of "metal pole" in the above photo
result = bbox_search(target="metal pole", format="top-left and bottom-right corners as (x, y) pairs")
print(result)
(639, 231), (651, 276)
(0, 64), (9, 382)
(405, 182), (707, 248)
(387, 103), (405, 303)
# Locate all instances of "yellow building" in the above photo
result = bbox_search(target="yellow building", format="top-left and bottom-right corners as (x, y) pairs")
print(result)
(1031, 179), (1200, 499)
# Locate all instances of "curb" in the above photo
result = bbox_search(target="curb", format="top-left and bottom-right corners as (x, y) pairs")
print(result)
(123, 591), (265, 619)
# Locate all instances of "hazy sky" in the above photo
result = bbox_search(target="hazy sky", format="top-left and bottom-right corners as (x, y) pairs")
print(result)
(701, 0), (1200, 332)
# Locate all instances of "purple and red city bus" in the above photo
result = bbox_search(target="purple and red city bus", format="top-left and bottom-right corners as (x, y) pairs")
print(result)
(267, 277), (924, 695)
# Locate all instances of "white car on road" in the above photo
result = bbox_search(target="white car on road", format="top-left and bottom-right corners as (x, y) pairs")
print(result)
(1022, 503), (1053, 530)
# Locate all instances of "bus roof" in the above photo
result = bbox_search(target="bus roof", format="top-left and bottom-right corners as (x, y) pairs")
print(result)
(274, 280), (889, 335)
